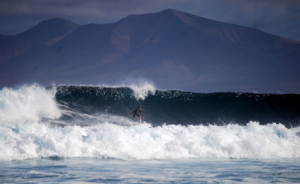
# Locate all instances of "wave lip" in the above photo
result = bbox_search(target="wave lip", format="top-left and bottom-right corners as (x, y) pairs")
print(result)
(1, 121), (299, 161)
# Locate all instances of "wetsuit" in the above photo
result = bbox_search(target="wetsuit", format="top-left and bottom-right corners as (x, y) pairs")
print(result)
(131, 107), (142, 119)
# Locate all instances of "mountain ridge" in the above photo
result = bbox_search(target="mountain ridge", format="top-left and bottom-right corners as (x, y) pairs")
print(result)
(0, 9), (299, 93)
(0, 18), (79, 64)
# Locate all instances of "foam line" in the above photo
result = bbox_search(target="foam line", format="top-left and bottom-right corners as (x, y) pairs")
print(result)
(1, 121), (299, 161)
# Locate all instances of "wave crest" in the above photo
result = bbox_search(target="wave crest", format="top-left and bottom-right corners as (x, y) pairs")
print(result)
(126, 80), (156, 100)
(0, 84), (61, 123)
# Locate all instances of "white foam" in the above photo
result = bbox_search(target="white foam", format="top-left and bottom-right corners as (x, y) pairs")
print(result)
(1, 121), (299, 161)
(96, 79), (156, 100)
(0, 84), (61, 123)
(126, 80), (156, 100)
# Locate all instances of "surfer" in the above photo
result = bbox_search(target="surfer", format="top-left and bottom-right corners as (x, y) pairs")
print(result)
(130, 106), (143, 120)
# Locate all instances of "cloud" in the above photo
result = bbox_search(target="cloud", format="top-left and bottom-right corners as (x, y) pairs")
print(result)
(0, 0), (299, 40)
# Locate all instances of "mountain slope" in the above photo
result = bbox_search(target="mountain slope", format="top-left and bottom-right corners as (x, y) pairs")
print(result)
(0, 18), (79, 64)
(0, 9), (299, 93)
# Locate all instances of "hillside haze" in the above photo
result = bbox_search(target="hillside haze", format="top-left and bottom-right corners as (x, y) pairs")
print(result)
(0, 9), (300, 93)
(0, 18), (79, 64)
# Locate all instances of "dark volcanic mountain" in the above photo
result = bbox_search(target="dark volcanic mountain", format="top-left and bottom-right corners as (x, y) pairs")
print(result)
(0, 18), (79, 64)
(0, 9), (300, 93)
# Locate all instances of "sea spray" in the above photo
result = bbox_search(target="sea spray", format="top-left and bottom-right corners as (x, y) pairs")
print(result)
(0, 84), (61, 123)
(127, 81), (156, 100)
(97, 79), (156, 100)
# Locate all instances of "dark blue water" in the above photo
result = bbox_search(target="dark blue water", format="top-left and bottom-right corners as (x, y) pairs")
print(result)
(1, 158), (300, 183)
(55, 86), (300, 127)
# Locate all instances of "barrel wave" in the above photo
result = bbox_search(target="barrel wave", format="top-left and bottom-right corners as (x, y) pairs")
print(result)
(1, 84), (300, 161)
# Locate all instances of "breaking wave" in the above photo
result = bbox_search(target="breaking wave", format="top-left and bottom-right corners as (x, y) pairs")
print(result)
(0, 83), (300, 161)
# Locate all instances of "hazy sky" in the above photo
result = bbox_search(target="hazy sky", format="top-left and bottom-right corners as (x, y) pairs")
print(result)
(0, 0), (299, 41)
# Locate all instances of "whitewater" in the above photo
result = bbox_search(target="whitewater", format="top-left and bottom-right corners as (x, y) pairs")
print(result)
(1, 83), (300, 183)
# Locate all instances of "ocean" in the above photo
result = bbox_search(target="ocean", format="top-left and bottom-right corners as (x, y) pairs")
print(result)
(1, 83), (300, 183)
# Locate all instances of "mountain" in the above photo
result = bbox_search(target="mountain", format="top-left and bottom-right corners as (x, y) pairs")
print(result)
(0, 18), (79, 64)
(0, 9), (300, 93)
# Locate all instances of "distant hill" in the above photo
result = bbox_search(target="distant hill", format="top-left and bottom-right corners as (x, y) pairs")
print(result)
(0, 9), (299, 93)
(0, 18), (79, 64)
